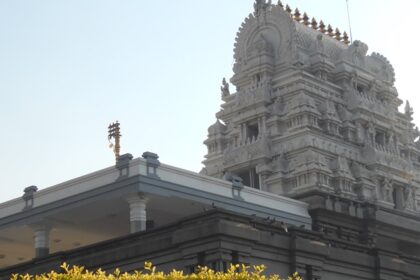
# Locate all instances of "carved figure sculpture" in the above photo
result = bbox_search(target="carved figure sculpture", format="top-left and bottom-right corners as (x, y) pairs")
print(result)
(382, 177), (393, 202)
(404, 186), (415, 210)
(405, 100), (413, 118)
(254, 0), (271, 15)
(366, 122), (375, 147)
(355, 122), (364, 144)
(220, 78), (230, 98)
(350, 71), (358, 90)
(387, 129), (396, 150)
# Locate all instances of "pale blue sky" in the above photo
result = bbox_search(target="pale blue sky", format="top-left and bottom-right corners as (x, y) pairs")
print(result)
(1, 0), (419, 203)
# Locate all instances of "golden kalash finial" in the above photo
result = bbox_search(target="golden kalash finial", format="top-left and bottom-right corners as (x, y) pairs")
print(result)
(293, 8), (301, 21)
(319, 20), (326, 33)
(281, 3), (349, 45)
(285, 4), (292, 14)
(334, 28), (342, 40)
(342, 31), (350, 45)
(327, 24), (334, 37)
(311, 18), (318, 30)
(108, 121), (121, 162)
(302, 12), (309, 25)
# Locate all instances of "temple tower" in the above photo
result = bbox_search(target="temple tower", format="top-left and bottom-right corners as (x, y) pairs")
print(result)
(203, 1), (420, 253)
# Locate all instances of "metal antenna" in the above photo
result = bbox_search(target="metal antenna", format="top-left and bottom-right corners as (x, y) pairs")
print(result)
(346, 0), (353, 43)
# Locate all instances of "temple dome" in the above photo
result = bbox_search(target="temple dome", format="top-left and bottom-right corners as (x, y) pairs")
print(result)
(232, 1), (395, 85)
(208, 119), (226, 136)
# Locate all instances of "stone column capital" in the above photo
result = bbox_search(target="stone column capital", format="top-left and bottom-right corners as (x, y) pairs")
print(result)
(31, 223), (52, 258)
(29, 221), (53, 232)
(126, 193), (148, 233)
(125, 193), (148, 205)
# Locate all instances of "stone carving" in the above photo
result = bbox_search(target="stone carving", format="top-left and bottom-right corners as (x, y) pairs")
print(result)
(223, 135), (271, 167)
(287, 92), (319, 117)
(269, 97), (285, 116)
(22, 185), (38, 210)
(336, 104), (351, 123)
(309, 34), (332, 80)
(314, 34), (325, 53)
(355, 121), (364, 144)
(350, 70), (358, 90)
(405, 100), (413, 118)
(203, 1), (420, 214)
(403, 125), (420, 145)
(365, 121), (375, 147)
(207, 119), (226, 136)
(381, 176), (394, 203)
(254, 0), (271, 16)
(235, 85), (271, 109)
(404, 185), (415, 210)
(367, 52), (396, 85)
(350, 162), (373, 181)
(387, 128), (397, 150)
(330, 155), (355, 196)
(220, 78), (230, 98)
(368, 79), (377, 91)
(345, 40), (368, 67)
(248, 34), (274, 58)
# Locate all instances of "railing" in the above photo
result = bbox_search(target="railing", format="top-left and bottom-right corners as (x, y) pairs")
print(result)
(223, 136), (271, 167)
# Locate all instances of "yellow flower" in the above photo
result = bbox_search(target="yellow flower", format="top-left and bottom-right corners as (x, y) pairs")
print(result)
(11, 262), (300, 280)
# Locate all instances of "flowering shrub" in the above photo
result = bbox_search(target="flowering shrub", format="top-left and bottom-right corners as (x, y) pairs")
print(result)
(11, 262), (302, 280)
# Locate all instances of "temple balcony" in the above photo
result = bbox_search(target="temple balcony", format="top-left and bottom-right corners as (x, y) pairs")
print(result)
(345, 88), (396, 121)
(222, 135), (271, 169)
(362, 144), (414, 175)
(234, 85), (272, 112)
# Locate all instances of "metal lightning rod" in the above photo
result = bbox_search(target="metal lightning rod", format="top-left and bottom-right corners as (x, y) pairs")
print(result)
(108, 121), (121, 162)
(346, 0), (353, 43)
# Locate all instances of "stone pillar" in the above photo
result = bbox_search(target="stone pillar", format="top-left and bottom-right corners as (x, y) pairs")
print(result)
(262, 116), (267, 134)
(241, 123), (246, 144)
(257, 118), (262, 138)
(256, 164), (272, 191)
(33, 226), (50, 258)
(126, 194), (148, 233)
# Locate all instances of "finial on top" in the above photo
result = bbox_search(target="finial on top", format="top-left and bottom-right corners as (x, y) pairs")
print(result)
(319, 20), (326, 33)
(254, 0), (271, 16)
(108, 121), (121, 162)
(334, 28), (342, 40)
(342, 31), (350, 45)
(311, 17), (318, 30)
(285, 4), (292, 14)
(327, 24), (334, 37)
(293, 8), (301, 21)
(302, 12), (309, 25)
(276, 2), (349, 45)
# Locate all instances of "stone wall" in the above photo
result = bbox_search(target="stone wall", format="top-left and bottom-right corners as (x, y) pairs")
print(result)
(2, 209), (419, 280)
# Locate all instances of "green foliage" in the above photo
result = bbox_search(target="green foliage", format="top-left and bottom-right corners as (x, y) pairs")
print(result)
(10, 262), (302, 280)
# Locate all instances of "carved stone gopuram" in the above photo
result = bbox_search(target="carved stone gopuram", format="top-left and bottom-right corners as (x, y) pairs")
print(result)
(203, 3), (420, 271)
(203, 0), (419, 213)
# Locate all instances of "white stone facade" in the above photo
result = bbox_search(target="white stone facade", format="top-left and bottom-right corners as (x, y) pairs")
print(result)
(203, 1), (420, 214)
